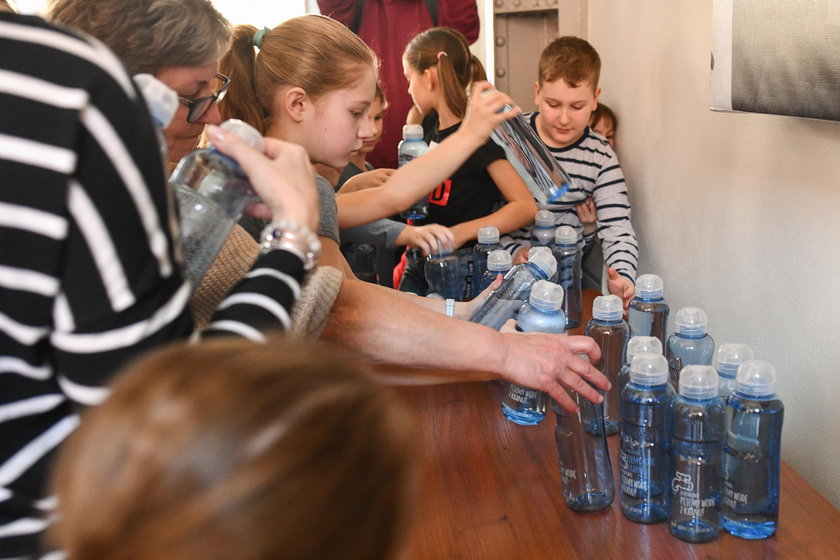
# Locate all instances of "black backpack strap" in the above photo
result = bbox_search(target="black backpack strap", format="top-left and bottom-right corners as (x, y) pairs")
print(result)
(352, 0), (364, 33)
(425, 0), (439, 26)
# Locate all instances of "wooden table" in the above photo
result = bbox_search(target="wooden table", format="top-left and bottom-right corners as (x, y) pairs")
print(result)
(386, 290), (840, 559)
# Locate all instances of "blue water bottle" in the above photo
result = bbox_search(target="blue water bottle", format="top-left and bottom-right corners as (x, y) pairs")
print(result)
(472, 225), (502, 296)
(552, 225), (582, 329)
(478, 249), (512, 293)
(398, 124), (430, 219)
(714, 343), (755, 404)
(628, 274), (670, 348)
(530, 209), (556, 247)
(552, 383), (615, 511)
(617, 336), (663, 409)
(619, 353), (675, 524)
(668, 365), (726, 543)
(585, 294), (629, 435)
(666, 307), (715, 390)
(501, 280), (565, 425)
(468, 248), (557, 330)
(723, 359), (784, 540)
(424, 243), (461, 300)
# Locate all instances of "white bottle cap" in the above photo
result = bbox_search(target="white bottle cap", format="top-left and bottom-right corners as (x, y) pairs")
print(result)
(554, 225), (577, 245)
(529, 279), (564, 312)
(487, 249), (512, 272)
(477, 225), (500, 244)
(592, 294), (623, 321)
(626, 336), (662, 361)
(679, 365), (719, 400)
(527, 247), (557, 278)
(635, 274), (664, 299)
(714, 343), (755, 379)
(219, 119), (265, 153)
(402, 124), (424, 139)
(736, 359), (777, 398)
(134, 73), (178, 128)
(675, 306), (707, 336)
(534, 209), (554, 227)
(629, 352), (669, 386)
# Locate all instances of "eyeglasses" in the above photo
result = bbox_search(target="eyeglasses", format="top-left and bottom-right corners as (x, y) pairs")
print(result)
(178, 73), (230, 123)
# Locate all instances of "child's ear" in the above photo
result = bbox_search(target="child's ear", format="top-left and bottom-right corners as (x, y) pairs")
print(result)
(423, 68), (437, 91)
(281, 86), (308, 123)
(533, 81), (540, 106)
(593, 86), (602, 110)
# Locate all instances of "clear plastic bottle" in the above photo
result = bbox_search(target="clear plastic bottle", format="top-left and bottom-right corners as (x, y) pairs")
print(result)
(723, 359), (784, 540)
(170, 119), (264, 289)
(552, 225), (582, 329)
(552, 383), (615, 512)
(501, 280), (565, 425)
(472, 225), (502, 297)
(668, 365), (726, 543)
(617, 336), (663, 409)
(478, 249), (512, 293)
(530, 209), (556, 247)
(619, 352), (675, 524)
(424, 243), (461, 300)
(398, 124), (430, 220)
(468, 248), (557, 330)
(627, 274), (670, 349)
(666, 307), (715, 390)
(585, 294), (629, 435)
(714, 343), (755, 404)
(488, 106), (573, 204)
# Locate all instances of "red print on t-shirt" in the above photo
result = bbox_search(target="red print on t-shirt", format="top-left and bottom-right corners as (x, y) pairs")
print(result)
(429, 179), (452, 206)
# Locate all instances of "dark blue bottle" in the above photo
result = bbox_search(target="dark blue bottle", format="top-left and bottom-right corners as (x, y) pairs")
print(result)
(619, 353), (675, 524)
(585, 295), (629, 435)
(552, 225), (582, 329)
(627, 274), (670, 349)
(713, 343), (754, 404)
(468, 248), (556, 330)
(478, 249), (512, 293)
(723, 359), (784, 540)
(668, 365), (726, 543)
(472, 225), (502, 297)
(502, 281), (565, 425)
(666, 307), (715, 390)
(424, 243), (460, 300)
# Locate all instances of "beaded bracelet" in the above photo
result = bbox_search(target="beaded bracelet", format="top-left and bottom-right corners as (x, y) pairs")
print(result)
(260, 219), (321, 271)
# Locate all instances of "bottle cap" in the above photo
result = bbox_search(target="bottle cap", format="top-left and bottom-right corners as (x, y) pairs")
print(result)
(626, 335), (662, 361)
(402, 124), (424, 139)
(134, 73), (178, 128)
(477, 225), (500, 244)
(554, 225), (577, 246)
(592, 294), (623, 321)
(219, 119), (265, 153)
(675, 306), (707, 336)
(736, 359), (777, 398)
(431, 241), (453, 257)
(714, 343), (755, 379)
(629, 352), (669, 386)
(534, 209), (554, 227)
(529, 279), (564, 312)
(487, 249), (512, 272)
(527, 247), (557, 278)
(635, 274), (664, 299)
(679, 365), (719, 399)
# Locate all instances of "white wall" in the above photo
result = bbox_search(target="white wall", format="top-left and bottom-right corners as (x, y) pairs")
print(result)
(588, 1), (840, 507)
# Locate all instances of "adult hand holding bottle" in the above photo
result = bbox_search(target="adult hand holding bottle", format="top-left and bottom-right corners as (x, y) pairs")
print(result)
(207, 124), (320, 232)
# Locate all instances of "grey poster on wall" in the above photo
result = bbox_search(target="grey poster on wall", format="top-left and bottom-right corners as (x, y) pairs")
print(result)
(710, 0), (840, 122)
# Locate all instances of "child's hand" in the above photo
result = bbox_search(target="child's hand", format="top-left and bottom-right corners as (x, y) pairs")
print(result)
(512, 246), (530, 265)
(397, 224), (456, 255)
(337, 168), (395, 194)
(606, 268), (635, 313)
(460, 81), (521, 145)
(466, 273), (503, 317)
(575, 197), (597, 235)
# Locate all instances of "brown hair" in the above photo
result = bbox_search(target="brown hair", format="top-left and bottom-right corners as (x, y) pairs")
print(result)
(590, 102), (617, 130)
(0, 0), (16, 13)
(47, 0), (231, 75)
(50, 337), (418, 560)
(403, 27), (486, 119)
(219, 15), (378, 134)
(538, 36), (601, 90)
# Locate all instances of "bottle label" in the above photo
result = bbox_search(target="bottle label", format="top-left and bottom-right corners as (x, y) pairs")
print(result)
(559, 463), (577, 486)
(506, 384), (540, 404)
(672, 471), (716, 517)
(723, 479), (749, 509)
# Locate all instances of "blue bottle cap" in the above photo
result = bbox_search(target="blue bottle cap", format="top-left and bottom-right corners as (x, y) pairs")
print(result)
(554, 225), (577, 246)
(635, 274), (664, 299)
(679, 365), (719, 399)
(714, 343), (755, 379)
(626, 336), (662, 361)
(629, 353), (669, 386)
(592, 294), (622, 321)
(736, 359), (777, 398)
(675, 306), (707, 336)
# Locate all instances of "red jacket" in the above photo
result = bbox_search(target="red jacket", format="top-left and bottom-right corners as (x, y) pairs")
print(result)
(318, 0), (480, 168)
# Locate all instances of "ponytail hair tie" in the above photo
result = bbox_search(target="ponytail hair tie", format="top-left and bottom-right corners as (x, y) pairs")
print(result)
(252, 27), (270, 49)
(436, 51), (447, 60)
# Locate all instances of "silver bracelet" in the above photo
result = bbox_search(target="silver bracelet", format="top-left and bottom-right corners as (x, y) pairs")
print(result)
(445, 298), (455, 318)
(260, 219), (321, 271)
